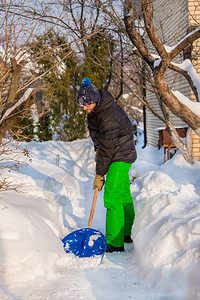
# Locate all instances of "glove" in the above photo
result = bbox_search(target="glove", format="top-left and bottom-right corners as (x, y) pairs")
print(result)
(93, 174), (105, 191)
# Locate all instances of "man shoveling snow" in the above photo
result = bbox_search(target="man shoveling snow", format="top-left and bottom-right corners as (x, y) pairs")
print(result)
(77, 78), (137, 253)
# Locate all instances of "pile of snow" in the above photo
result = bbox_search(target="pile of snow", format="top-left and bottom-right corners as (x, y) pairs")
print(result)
(0, 139), (96, 287)
(131, 143), (200, 299)
(0, 135), (200, 299)
(0, 194), (65, 286)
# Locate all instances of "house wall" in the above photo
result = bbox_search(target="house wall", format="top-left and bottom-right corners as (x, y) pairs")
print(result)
(189, 0), (200, 161)
(146, 0), (200, 161)
(146, 0), (189, 147)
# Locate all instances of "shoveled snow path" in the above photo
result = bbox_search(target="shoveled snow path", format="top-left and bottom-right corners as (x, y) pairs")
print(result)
(1, 248), (167, 300)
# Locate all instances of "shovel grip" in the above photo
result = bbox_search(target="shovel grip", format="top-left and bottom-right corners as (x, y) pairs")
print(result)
(88, 187), (98, 228)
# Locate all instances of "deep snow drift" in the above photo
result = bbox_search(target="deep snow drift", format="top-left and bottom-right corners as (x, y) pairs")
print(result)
(0, 134), (200, 300)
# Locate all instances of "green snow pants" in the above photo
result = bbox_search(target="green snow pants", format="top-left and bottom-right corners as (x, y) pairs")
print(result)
(104, 162), (135, 247)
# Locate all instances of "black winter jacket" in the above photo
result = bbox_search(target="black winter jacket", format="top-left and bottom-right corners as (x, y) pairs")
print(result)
(87, 90), (137, 176)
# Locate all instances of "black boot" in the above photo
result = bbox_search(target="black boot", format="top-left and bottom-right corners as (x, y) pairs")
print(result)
(124, 235), (133, 243)
(106, 244), (125, 253)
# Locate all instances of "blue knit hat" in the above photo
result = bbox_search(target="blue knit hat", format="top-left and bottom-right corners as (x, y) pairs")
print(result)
(77, 78), (100, 107)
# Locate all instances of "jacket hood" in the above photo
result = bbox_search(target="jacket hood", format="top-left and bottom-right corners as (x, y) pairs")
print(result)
(93, 90), (115, 114)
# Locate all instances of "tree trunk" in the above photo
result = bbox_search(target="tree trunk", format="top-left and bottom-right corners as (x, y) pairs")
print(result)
(155, 72), (200, 136)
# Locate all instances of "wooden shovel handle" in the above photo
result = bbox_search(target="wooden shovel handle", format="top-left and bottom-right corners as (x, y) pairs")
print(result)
(88, 187), (98, 228)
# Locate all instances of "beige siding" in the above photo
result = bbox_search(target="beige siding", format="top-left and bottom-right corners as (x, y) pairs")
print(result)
(192, 132), (200, 160)
(189, 0), (200, 25)
(189, 0), (200, 160)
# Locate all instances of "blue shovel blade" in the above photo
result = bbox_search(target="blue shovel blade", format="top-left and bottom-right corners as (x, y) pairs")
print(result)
(62, 228), (107, 260)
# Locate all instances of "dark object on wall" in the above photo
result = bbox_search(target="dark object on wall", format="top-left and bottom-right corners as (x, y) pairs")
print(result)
(158, 127), (187, 163)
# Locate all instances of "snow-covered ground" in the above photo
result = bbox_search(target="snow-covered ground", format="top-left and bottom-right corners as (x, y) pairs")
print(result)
(0, 133), (200, 299)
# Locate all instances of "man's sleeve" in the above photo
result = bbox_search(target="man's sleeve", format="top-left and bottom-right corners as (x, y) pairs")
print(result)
(88, 119), (100, 151)
(96, 119), (120, 175)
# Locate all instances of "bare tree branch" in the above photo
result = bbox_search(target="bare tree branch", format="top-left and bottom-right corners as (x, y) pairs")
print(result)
(169, 27), (200, 61)
(141, 0), (168, 62)
(169, 60), (200, 102)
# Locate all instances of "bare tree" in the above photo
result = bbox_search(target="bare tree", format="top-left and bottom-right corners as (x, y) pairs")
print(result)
(2, 0), (200, 165)
(0, 0), (100, 191)
(0, 0), (100, 139)
(92, 0), (200, 163)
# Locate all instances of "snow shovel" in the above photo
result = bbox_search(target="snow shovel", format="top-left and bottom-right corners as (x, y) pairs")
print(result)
(62, 187), (107, 262)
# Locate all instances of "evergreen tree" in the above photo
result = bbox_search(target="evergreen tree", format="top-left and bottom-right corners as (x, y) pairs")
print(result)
(36, 111), (53, 141)
(18, 117), (35, 142)
(29, 30), (114, 142)
(82, 31), (114, 89)
(13, 116), (35, 142)
(31, 31), (87, 141)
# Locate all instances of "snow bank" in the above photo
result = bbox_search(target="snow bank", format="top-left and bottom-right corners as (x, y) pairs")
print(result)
(0, 137), (200, 299)
(131, 153), (200, 297)
(0, 193), (65, 286)
(0, 139), (96, 287)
